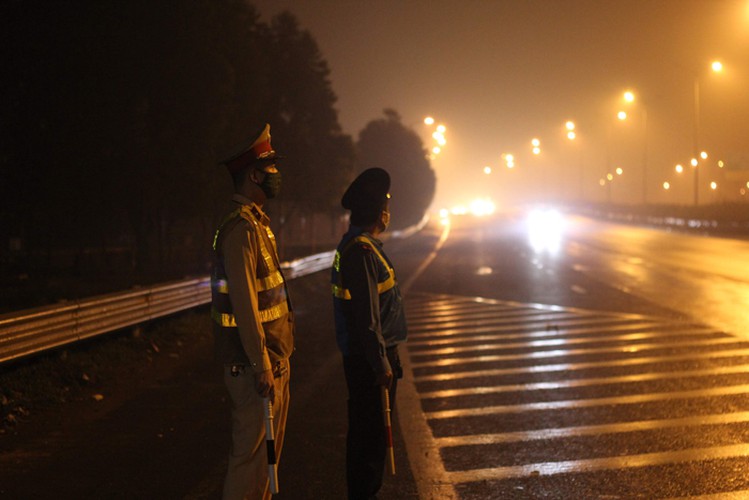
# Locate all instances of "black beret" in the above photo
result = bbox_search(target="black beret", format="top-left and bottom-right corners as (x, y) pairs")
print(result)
(341, 168), (391, 213)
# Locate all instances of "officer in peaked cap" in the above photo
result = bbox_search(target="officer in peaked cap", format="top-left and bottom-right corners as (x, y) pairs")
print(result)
(212, 123), (294, 499)
(332, 167), (408, 499)
(221, 123), (279, 171)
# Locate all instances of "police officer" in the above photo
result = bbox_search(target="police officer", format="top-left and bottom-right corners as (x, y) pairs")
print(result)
(332, 168), (408, 499)
(212, 124), (294, 500)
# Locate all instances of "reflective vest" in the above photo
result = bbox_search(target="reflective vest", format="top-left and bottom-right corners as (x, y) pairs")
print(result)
(331, 233), (396, 300)
(211, 205), (290, 333)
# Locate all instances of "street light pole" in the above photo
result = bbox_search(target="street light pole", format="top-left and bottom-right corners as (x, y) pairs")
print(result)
(642, 108), (648, 205)
(693, 77), (700, 206)
(691, 61), (723, 206)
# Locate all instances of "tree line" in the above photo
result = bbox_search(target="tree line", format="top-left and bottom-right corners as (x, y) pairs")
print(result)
(0, 1), (435, 286)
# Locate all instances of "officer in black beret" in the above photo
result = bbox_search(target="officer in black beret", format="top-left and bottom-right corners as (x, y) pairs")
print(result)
(331, 167), (408, 499)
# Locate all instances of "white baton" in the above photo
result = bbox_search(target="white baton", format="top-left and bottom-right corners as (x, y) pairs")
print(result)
(263, 397), (279, 494)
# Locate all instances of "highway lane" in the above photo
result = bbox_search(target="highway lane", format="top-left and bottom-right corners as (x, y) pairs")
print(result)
(395, 210), (749, 498)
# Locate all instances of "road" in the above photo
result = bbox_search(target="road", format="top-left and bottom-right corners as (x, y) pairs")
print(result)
(399, 210), (749, 499)
(4, 209), (749, 498)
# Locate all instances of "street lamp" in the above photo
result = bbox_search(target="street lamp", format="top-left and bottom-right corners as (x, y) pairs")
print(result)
(531, 138), (541, 155)
(620, 90), (649, 204)
(693, 60), (723, 205)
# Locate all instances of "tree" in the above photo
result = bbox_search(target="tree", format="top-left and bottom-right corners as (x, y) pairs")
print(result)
(265, 12), (356, 218)
(1, 1), (356, 286)
(356, 110), (436, 229)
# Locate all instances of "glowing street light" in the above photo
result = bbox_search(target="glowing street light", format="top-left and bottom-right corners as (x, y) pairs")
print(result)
(663, 181), (671, 190)
(623, 90), (635, 103)
(424, 116), (435, 125)
(529, 137), (541, 155)
(502, 153), (515, 169)
(483, 166), (492, 175)
(617, 111), (627, 121)
(675, 164), (684, 174)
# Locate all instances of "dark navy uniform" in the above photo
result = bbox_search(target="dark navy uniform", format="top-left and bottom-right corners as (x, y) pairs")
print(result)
(332, 168), (407, 499)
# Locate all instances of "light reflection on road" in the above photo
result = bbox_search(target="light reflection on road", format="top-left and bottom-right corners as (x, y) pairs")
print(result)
(564, 214), (749, 339)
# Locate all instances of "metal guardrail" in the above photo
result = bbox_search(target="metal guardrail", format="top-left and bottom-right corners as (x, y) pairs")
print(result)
(0, 251), (336, 365)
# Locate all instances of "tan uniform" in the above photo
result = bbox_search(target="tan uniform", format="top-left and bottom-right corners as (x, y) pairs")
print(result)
(211, 194), (294, 500)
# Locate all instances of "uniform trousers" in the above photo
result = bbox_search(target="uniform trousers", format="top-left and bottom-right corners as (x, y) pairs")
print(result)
(222, 360), (290, 500)
(343, 346), (401, 500)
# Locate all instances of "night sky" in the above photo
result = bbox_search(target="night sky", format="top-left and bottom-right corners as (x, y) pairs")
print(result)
(253, 0), (749, 210)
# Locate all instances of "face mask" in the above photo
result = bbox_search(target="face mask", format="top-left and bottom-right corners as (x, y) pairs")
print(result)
(259, 171), (282, 199)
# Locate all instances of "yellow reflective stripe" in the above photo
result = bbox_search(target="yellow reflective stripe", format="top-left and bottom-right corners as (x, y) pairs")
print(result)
(353, 236), (395, 280)
(264, 225), (278, 255)
(213, 273), (283, 294)
(333, 236), (397, 300)
(334, 277), (396, 301)
(377, 275), (396, 294)
(211, 307), (236, 327)
(258, 300), (289, 323)
(239, 205), (276, 272)
(257, 270), (284, 292)
(212, 300), (289, 327)
(332, 284), (351, 300)
(213, 278), (229, 294)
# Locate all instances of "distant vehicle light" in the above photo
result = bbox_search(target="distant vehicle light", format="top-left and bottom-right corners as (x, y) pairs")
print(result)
(527, 208), (564, 254)
(469, 198), (495, 217)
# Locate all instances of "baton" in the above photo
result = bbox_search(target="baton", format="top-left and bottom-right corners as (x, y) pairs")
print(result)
(381, 386), (396, 475)
(263, 397), (279, 494)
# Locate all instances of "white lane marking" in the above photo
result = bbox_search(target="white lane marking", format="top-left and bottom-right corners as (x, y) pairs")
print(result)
(408, 320), (668, 345)
(415, 348), (749, 382)
(408, 315), (657, 337)
(407, 292), (666, 320)
(398, 222), (459, 499)
(435, 411), (749, 447)
(419, 364), (749, 399)
(445, 443), (749, 483)
(400, 221), (450, 297)
(410, 327), (721, 356)
(412, 337), (746, 368)
(426, 383), (749, 420)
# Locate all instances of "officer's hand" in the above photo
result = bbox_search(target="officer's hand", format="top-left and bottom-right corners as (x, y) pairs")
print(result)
(375, 370), (393, 389)
(255, 369), (275, 403)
